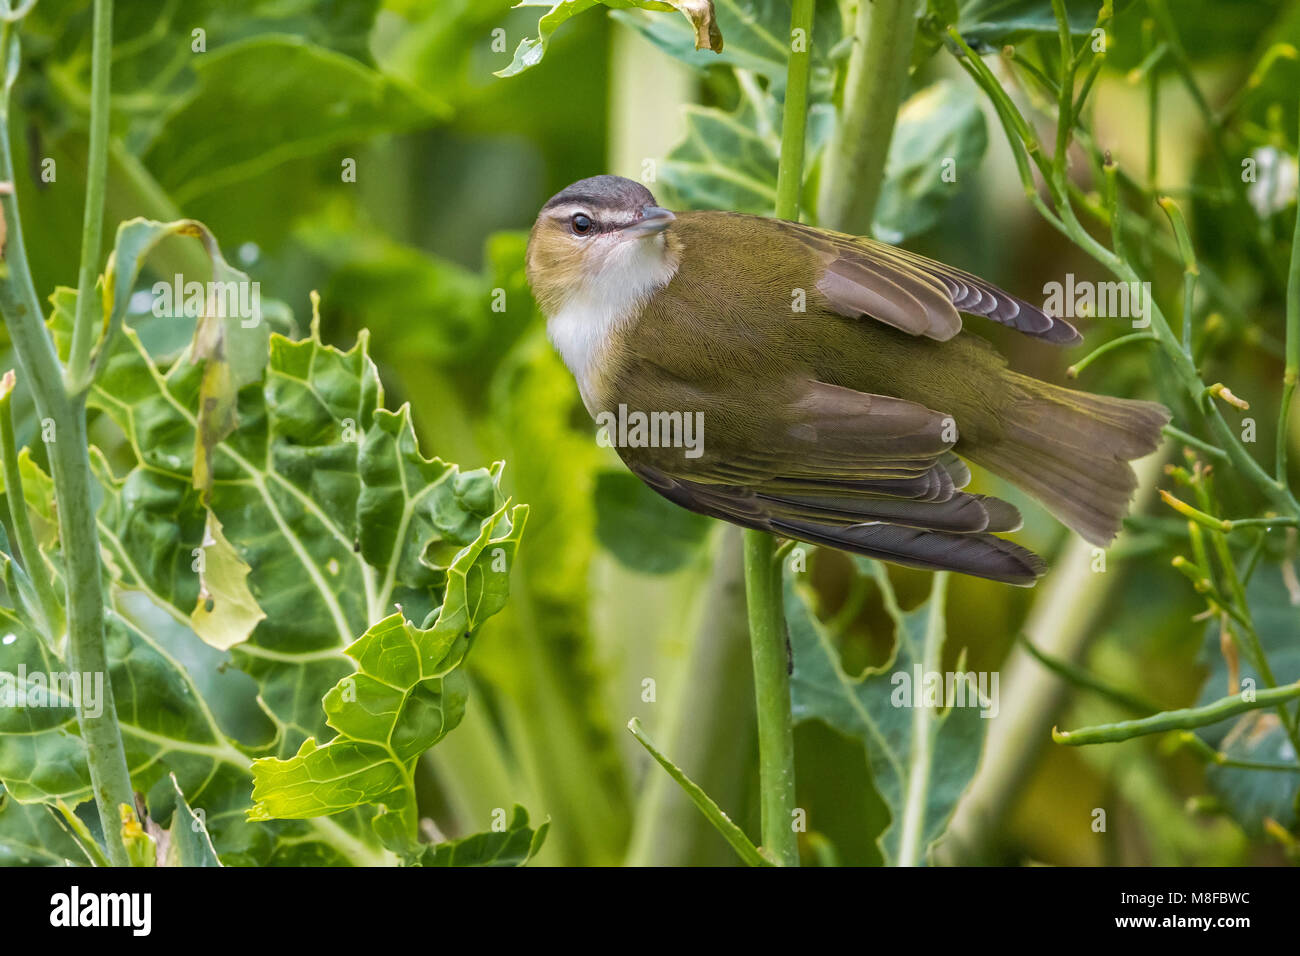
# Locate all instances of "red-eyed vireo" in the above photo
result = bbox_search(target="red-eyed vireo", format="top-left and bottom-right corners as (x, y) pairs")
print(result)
(526, 175), (1169, 585)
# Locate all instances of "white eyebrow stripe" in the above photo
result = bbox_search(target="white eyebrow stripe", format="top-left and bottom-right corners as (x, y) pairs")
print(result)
(546, 203), (589, 218)
(546, 204), (641, 232)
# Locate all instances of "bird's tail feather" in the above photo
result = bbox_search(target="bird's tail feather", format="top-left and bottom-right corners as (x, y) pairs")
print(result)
(964, 378), (1169, 546)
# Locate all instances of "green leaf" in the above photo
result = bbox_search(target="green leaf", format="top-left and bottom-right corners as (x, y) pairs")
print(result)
(90, 216), (272, 497)
(145, 37), (442, 204)
(468, 335), (634, 863)
(190, 512), (266, 652)
(660, 70), (982, 236)
(0, 787), (92, 866)
(659, 99), (780, 213)
(163, 774), (223, 867)
(83, 307), (526, 854)
(0, 493), (364, 865)
(872, 81), (988, 243)
(788, 565), (987, 865)
(497, 0), (724, 78)
(16, 2), (411, 288)
(298, 221), (534, 374)
(21, 220), (530, 862)
(954, 0), (1113, 44)
(1194, 563), (1300, 833)
(627, 718), (770, 866)
(50, 800), (111, 867)
(658, 80), (982, 237)
(24, 0), (392, 151)
(594, 470), (710, 573)
(0, 522), (54, 651)
(0, 447), (57, 551)
(416, 805), (550, 866)
(657, 95), (834, 214)
(612, 0), (842, 90)
(249, 501), (526, 855)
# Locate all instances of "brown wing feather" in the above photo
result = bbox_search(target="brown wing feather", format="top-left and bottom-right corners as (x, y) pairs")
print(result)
(773, 219), (1081, 345)
(622, 380), (1044, 585)
(633, 463), (1043, 585)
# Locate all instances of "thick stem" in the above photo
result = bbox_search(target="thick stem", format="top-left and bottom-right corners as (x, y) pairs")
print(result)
(0, 5), (134, 867)
(815, 0), (918, 233)
(773, 0), (814, 220)
(738, 0), (818, 869)
(773, 0), (813, 225)
(742, 530), (797, 865)
(64, 0), (112, 394)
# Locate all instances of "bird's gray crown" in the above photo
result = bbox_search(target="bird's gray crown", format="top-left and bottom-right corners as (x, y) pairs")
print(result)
(542, 175), (658, 214)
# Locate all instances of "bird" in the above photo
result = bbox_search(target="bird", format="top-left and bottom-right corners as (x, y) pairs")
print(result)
(525, 175), (1169, 585)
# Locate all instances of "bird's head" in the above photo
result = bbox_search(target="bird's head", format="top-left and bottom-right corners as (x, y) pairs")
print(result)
(526, 175), (680, 316)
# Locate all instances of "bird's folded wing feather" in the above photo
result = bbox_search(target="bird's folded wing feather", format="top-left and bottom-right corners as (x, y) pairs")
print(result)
(773, 220), (1081, 345)
(626, 381), (1045, 585)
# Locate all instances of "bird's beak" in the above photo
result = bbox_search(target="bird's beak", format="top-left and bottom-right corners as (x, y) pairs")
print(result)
(621, 205), (676, 237)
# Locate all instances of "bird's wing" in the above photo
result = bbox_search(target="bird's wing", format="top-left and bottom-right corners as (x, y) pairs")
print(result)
(625, 381), (1046, 585)
(773, 219), (1081, 345)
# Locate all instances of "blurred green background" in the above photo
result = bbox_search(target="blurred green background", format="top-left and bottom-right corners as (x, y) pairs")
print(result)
(3, 0), (1299, 865)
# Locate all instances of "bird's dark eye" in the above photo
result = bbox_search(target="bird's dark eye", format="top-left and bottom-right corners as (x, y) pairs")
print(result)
(571, 213), (593, 235)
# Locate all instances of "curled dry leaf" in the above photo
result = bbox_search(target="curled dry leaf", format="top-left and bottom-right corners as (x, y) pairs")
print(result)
(664, 0), (723, 52)
(497, 1), (722, 77)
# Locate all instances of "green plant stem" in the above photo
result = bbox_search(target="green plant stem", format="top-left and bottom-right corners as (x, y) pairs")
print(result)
(949, 33), (1300, 521)
(1143, 17), (1159, 189)
(64, 0), (113, 394)
(1157, 197), (1198, 355)
(815, 0), (918, 232)
(1018, 635), (1161, 715)
(1175, 732), (1300, 772)
(1147, 0), (1284, 288)
(1050, 0), (1078, 177)
(773, 0), (813, 221)
(1161, 424), (1228, 460)
(1198, 495), (1300, 751)
(1279, 106), (1300, 484)
(1053, 681), (1300, 746)
(735, 0), (819, 869)
(742, 528), (797, 865)
(1066, 332), (1156, 378)
(0, 376), (62, 636)
(1161, 489), (1299, 532)
(0, 6), (134, 867)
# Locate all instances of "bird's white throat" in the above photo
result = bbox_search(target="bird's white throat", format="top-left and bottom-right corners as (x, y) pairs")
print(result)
(546, 234), (678, 411)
